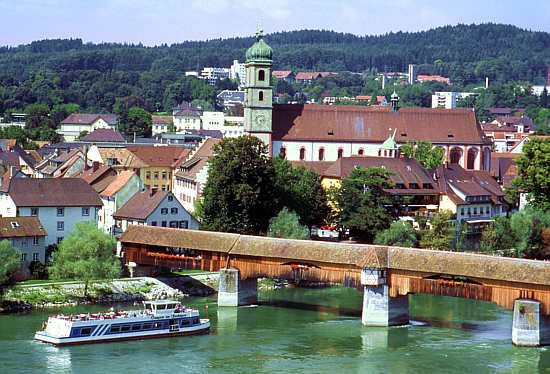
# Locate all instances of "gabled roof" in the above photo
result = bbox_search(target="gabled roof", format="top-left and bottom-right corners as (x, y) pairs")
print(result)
(490, 152), (520, 188)
(272, 104), (487, 144)
(152, 115), (172, 124)
(174, 109), (200, 117)
(272, 71), (293, 79)
(80, 128), (125, 142)
(295, 72), (320, 80)
(322, 156), (438, 195)
(174, 138), (220, 179)
(113, 190), (170, 220)
(61, 113), (118, 125)
(184, 129), (223, 139)
(11, 145), (37, 167)
(100, 171), (137, 197)
(9, 178), (102, 207)
(0, 151), (20, 167)
(97, 147), (148, 168)
(0, 217), (47, 238)
(126, 146), (190, 168)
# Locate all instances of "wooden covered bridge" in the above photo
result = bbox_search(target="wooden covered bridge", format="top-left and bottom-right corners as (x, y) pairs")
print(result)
(119, 225), (550, 346)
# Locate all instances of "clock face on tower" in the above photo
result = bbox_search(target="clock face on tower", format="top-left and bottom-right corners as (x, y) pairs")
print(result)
(255, 114), (266, 126)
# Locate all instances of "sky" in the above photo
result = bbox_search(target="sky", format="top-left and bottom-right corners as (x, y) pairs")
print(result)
(1, 0), (549, 47)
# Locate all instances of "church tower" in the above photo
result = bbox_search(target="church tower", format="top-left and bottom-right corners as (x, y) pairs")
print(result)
(244, 28), (273, 148)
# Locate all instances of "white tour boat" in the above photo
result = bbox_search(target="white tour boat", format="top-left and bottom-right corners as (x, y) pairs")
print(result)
(34, 300), (210, 346)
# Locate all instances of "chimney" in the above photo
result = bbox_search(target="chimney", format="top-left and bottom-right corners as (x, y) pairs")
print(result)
(92, 161), (99, 172)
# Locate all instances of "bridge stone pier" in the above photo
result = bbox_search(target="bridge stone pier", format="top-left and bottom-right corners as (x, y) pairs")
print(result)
(512, 299), (550, 346)
(218, 268), (258, 307)
(361, 268), (409, 326)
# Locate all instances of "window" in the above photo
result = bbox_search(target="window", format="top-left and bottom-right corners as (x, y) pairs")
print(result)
(161, 221), (167, 227)
(169, 221), (178, 228)
(161, 185), (167, 191)
(473, 207), (477, 215)
(82, 207), (89, 216)
(358, 149), (364, 156)
(154, 172), (159, 180)
(32, 252), (39, 261)
(280, 147), (286, 159)
(154, 322), (163, 329)
(142, 323), (152, 329)
(57, 221), (64, 231)
(10, 221), (19, 228)
(57, 207), (64, 216)
(81, 328), (92, 336)
(337, 149), (344, 159)
(299, 147), (305, 160)
(259, 91), (264, 101)
(31, 208), (38, 216)
(486, 207), (490, 215)
(146, 171), (151, 180)
(57, 237), (63, 244)
(21, 253), (27, 262)
(460, 208), (464, 216)
(171, 207), (178, 214)
(168, 195), (173, 201)
(33, 236), (39, 246)
(110, 326), (120, 333)
(318, 148), (325, 161)
(132, 324), (141, 331)
(193, 317), (199, 325)
(258, 70), (265, 81)
(121, 325), (131, 332)
(151, 221), (157, 226)
(179, 220), (188, 229)
(162, 172), (167, 180)
(161, 208), (168, 215)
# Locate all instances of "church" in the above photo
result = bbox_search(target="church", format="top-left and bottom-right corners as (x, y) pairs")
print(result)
(243, 31), (491, 171)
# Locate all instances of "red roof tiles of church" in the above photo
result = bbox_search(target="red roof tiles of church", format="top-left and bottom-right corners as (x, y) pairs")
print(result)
(272, 104), (488, 145)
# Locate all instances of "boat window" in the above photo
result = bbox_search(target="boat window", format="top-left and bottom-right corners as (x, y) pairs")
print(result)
(143, 323), (152, 329)
(157, 305), (166, 310)
(167, 304), (175, 309)
(154, 322), (163, 329)
(81, 327), (92, 336)
(193, 317), (199, 325)
(132, 324), (141, 331)
(110, 326), (120, 333)
(121, 325), (131, 332)
(181, 319), (190, 326)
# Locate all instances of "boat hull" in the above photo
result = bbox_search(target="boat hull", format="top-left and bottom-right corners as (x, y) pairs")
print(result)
(35, 321), (210, 346)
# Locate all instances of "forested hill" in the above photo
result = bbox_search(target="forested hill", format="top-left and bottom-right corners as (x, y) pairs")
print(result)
(1, 23), (550, 85)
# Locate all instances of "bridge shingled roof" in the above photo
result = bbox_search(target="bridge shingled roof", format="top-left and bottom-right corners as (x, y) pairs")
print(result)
(119, 226), (550, 286)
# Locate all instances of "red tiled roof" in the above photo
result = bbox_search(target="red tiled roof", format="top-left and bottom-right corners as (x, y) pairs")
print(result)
(113, 190), (169, 220)
(80, 128), (125, 142)
(174, 138), (220, 178)
(174, 109), (200, 117)
(272, 104), (487, 144)
(9, 178), (102, 207)
(272, 71), (293, 79)
(101, 171), (136, 197)
(126, 146), (190, 168)
(61, 113), (118, 125)
(295, 72), (320, 80)
(0, 217), (47, 238)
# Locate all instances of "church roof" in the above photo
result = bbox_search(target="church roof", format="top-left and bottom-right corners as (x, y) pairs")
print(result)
(272, 104), (488, 145)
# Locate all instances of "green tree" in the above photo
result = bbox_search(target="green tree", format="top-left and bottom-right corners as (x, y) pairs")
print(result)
(400, 141), (445, 169)
(167, 121), (175, 133)
(199, 136), (277, 235)
(268, 207), (310, 239)
(480, 216), (514, 253)
(0, 240), (21, 296)
(419, 210), (453, 250)
(119, 107), (152, 138)
(48, 221), (121, 297)
(514, 138), (550, 211)
(332, 166), (401, 243)
(76, 130), (88, 140)
(273, 156), (329, 231)
(374, 221), (418, 247)
(369, 95), (378, 106)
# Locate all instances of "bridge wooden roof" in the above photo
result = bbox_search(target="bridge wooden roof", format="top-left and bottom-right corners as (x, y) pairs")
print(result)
(119, 226), (550, 286)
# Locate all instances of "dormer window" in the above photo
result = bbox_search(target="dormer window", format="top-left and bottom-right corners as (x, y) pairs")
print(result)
(11, 221), (19, 228)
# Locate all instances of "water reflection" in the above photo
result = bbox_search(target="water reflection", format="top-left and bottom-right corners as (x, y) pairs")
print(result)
(45, 345), (72, 371)
(361, 326), (409, 351)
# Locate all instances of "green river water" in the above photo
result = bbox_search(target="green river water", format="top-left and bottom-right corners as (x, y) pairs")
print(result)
(1, 287), (549, 374)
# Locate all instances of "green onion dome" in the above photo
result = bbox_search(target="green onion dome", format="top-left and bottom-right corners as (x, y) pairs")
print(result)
(245, 36), (273, 62)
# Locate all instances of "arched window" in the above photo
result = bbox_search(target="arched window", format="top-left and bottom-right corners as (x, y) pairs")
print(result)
(280, 147), (286, 159)
(258, 70), (265, 81)
(358, 148), (364, 155)
(318, 148), (325, 161)
(337, 148), (343, 159)
(378, 149), (382, 156)
(259, 91), (264, 101)
(299, 147), (306, 160)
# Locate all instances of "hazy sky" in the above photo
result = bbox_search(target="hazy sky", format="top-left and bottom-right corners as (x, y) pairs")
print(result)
(1, 0), (549, 47)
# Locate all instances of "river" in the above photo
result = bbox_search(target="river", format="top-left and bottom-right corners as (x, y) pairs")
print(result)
(1, 287), (549, 373)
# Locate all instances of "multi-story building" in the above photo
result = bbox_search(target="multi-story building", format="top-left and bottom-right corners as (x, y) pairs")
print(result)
(58, 114), (118, 141)
(230, 60), (246, 87)
(113, 190), (198, 234)
(173, 109), (201, 131)
(200, 67), (230, 85)
(172, 138), (219, 213)
(431, 92), (478, 109)
(7, 178), (102, 245)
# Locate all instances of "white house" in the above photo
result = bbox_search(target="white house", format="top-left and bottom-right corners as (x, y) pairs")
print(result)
(431, 92), (478, 109)
(113, 190), (198, 234)
(58, 114), (118, 141)
(97, 171), (143, 235)
(7, 178), (102, 245)
(173, 109), (201, 131)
